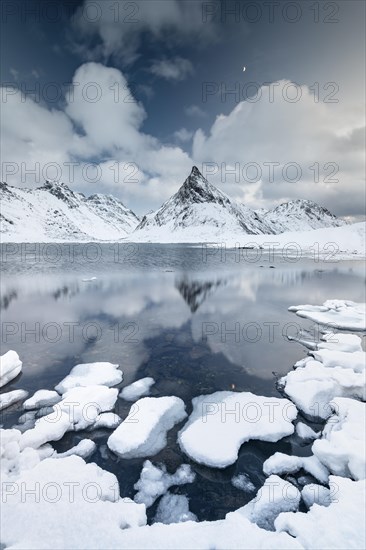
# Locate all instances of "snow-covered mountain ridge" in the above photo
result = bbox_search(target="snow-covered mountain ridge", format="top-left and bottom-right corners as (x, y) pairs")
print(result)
(0, 181), (139, 242)
(1, 166), (346, 243)
(131, 166), (345, 242)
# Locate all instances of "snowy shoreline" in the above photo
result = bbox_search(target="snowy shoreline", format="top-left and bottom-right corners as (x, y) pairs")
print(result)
(1, 299), (365, 548)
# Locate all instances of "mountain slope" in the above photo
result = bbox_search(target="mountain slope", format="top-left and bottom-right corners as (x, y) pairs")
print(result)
(132, 166), (277, 241)
(0, 181), (139, 242)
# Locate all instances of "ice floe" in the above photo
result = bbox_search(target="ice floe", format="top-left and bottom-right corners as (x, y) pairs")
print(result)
(289, 300), (366, 331)
(301, 484), (332, 508)
(90, 412), (121, 430)
(263, 452), (329, 484)
(108, 396), (187, 458)
(119, 377), (155, 401)
(134, 460), (196, 508)
(0, 389), (28, 411)
(55, 439), (97, 459)
(23, 389), (61, 410)
(280, 359), (365, 419)
(55, 361), (122, 393)
(0, 350), (22, 388)
(178, 391), (297, 468)
(295, 422), (319, 441)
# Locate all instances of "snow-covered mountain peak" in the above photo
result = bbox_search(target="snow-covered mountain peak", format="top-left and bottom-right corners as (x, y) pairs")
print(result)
(39, 180), (85, 209)
(264, 198), (345, 232)
(177, 166), (231, 207)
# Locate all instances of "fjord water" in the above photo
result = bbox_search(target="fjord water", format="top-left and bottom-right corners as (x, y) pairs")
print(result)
(1, 244), (365, 521)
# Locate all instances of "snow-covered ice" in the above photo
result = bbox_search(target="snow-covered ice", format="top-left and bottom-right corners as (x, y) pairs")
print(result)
(227, 475), (301, 531)
(0, 350), (22, 388)
(0, 389), (28, 410)
(1, 455), (146, 550)
(301, 484), (332, 509)
(275, 476), (365, 549)
(154, 493), (197, 524)
(231, 473), (256, 492)
(178, 391), (297, 468)
(23, 389), (61, 410)
(119, 377), (155, 401)
(55, 439), (96, 459)
(55, 362), (122, 393)
(280, 359), (365, 419)
(108, 396), (187, 459)
(312, 397), (366, 481)
(263, 452), (329, 484)
(295, 422), (319, 441)
(289, 300), (366, 331)
(90, 412), (121, 430)
(134, 460), (196, 508)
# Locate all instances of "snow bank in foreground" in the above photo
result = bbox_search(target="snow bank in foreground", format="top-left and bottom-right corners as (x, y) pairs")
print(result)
(178, 391), (297, 468)
(108, 396), (187, 458)
(289, 300), (366, 331)
(134, 460), (196, 508)
(312, 398), (366, 481)
(1, 455), (146, 550)
(275, 476), (365, 549)
(0, 350), (22, 388)
(119, 377), (155, 401)
(55, 362), (122, 393)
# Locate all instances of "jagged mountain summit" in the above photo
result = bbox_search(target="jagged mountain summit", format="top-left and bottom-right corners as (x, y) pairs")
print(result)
(131, 166), (344, 242)
(132, 166), (277, 241)
(0, 181), (139, 242)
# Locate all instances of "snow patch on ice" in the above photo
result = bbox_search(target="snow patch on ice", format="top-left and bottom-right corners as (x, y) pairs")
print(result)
(119, 377), (155, 401)
(0, 350), (22, 388)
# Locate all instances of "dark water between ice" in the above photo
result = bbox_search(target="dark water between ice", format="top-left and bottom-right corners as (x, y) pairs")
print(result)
(1, 243), (365, 521)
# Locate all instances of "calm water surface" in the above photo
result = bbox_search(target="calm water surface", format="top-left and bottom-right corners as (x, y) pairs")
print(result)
(1, 244), (365, 521)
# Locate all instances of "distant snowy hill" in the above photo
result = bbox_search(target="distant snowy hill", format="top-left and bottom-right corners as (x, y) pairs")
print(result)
(131, 166), (345, 242)
(263, 199), (345, 232)
(0, 181), (139, 242)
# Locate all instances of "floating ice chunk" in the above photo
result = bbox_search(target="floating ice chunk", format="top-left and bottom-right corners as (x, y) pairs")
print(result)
(55, 362), (122, 394)
(280, 360), (365, 419)
(55, 439), (96, 459)
(108, 396), (187, 459)
(119, 377), (155, 401)
(154, 493), (197, 524)
(23, 389), (61, 410)
(0, 350), (22, 388)
(311, 349), (365, 373)
(82, 276), (97, 282)
(178, 391), (297, 468)
(295, 422), (319, 441)
(312, 397), (366, 480)
(20, 385), (118, 449)
(275, 476), (365, 549)
(301, 484), (332, 508)
(228, 475), (300, 531)
(263, 452), (329, 484)
(0, 389), (28, 410)
(1, 455), (147, 549)
(231, 473), (256, 492)
(90, 412), (121, 430)
(289, 300), (366, 331)
(134, 460), (196, 508)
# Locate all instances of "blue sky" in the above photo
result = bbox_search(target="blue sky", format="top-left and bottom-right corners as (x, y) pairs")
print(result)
(1, 0), (365, 217)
